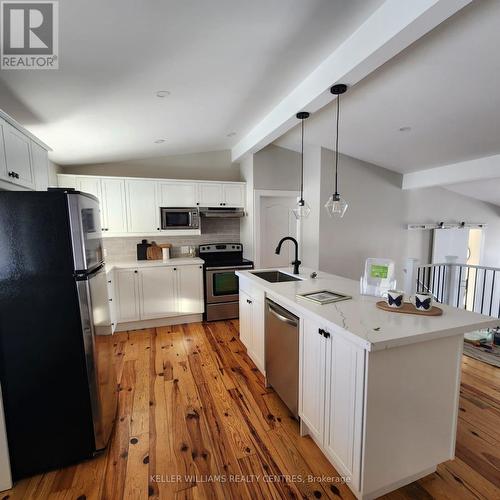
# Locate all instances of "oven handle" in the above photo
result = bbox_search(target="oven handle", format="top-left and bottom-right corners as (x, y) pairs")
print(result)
(205, 265), (254, 271)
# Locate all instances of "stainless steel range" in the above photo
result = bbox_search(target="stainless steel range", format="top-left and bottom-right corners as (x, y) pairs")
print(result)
(199, 243), (253, 321)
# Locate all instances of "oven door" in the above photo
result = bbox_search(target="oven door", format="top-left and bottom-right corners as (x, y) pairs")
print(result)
(205, 265), (253, 304)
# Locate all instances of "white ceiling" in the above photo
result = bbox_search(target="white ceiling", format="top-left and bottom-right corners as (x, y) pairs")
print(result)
(445, 179), (500, 208)
(275, 0), (500, 174)
(0, 0), (383, 165)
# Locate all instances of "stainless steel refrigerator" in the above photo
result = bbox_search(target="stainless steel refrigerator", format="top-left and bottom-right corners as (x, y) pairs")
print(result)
(0, 189), (117, 481)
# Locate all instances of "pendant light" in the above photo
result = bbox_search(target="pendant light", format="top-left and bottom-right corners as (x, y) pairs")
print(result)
(292, 111), (311, 220)
(325, 84), (348, 218)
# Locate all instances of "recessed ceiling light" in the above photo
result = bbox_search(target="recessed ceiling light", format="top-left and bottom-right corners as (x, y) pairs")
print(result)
(154, 139), (166, 144)
(399, 126), (412, 132)
(156, 90), (171, 98)
(227, 132), (237, 137)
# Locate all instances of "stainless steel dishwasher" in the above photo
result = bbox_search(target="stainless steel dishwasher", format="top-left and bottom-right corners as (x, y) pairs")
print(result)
(265, 299), (299, 418)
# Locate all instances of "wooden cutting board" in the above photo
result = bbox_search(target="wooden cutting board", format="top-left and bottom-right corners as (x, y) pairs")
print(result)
(147, 243), (163, 260)
(376, 301), (443, 316)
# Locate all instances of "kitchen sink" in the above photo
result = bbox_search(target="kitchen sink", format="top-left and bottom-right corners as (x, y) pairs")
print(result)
(251, 270), (302, 283)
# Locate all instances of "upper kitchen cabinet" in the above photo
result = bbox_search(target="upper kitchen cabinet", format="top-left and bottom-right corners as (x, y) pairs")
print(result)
(198, 182), (245, 207)
(31, 142), (49, 191)
(0, 114), (50, 191)
(222, 183), (245, 207)
(101, 178), (127, 234)
(57, 174), (79, 190)
(77, 176), (102, 200)
(3, 123), (35, 189)
(157, 181), (198, 207)
(125, 179), (159, 233)
(198, 182), (223, 207)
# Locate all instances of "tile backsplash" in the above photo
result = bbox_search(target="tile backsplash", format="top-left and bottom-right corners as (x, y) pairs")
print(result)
(104, 218), (240, 261)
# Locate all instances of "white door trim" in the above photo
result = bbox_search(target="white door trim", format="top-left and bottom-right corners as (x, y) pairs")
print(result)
(254, 189), (300, 269)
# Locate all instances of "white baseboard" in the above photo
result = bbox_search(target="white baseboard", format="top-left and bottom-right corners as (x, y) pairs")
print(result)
(115, 314), (203, 332)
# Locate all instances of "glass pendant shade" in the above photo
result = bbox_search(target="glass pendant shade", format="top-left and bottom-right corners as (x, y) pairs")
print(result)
(325, 193), (348, 218)
(293, 199), (311, 220)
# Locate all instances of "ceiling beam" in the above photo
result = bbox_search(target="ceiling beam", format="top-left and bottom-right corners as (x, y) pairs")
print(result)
(402, 154), (500, 190)
(231, 0), (472, 162)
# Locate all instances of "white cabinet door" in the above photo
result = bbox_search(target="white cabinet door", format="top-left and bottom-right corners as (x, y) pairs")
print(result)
(106, 271), (117, 333)
(78, 176), (102, 199)
(158, 181), (198, 207)
(140, 266), (177, 319)
(116, 269), (140, 322)
(198, 182), (223, 207)
(3, 124), (34, 189)
(323, 334), (365, 490)
(126, 179), (159, 233)
(101, 178), (127, 234)
(176, 264), (204, 314)
(0, 120), (9, 181)
(300, 318), (327, 441)
(31, 142), (49, 191)
(249, 293), (265, 373)
(223, 183), (245, 207)
(57, 174), (78, 189)
(239, 290), (253, 349)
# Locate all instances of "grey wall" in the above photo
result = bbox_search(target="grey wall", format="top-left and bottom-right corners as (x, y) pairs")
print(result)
(61, 150), (241, 181)
(302, 147), (500, 284)
(253, 144), (301, 191)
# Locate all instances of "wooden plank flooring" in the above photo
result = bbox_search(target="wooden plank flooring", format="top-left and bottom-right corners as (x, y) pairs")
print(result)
(3, 321), (499, 499)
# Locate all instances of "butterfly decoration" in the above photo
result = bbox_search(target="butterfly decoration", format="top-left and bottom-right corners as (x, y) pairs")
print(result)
(388, 294), (403, 307)
(416, 296), (432, 310)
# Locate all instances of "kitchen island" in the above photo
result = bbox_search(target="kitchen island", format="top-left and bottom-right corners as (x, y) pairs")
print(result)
(236, 267), (499, 500)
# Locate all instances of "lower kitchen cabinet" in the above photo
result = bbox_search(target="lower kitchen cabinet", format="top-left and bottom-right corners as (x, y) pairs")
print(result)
(238, 278), (265, 374)
(106, 271), (117, 333)
(300, 318), (327, 442)
(176, 264), (204, 315)
(115, 269), (141, 322)
(299, 317), (365, 492)
(115, 264), (204, 324)
(140, 266), (177, 319)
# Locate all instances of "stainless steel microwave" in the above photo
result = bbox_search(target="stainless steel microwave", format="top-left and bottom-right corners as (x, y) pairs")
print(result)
(160, 207), (200, 230)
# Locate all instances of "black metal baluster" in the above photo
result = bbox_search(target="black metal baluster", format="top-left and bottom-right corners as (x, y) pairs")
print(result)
(489, 271), (496, 317)
(432, 266), (437, 298)
(457, 266), (463, 308)
(480, 268), (487, 314)
(473, 268), (479, 313)
(465, 266), (470, 310)
(417, 267), (421, 293)
(437, 266), (442, 302)
(426, 266), (431, 293)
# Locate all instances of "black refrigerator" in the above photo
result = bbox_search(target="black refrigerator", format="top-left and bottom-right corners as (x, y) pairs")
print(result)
(0, 190), (117, 481)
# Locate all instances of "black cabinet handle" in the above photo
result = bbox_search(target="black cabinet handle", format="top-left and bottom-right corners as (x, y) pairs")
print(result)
(199, 266), (202, 269)
(173, 267), (177, 271)
(247, 299), (252, 304)
(318, 328), (331, 338)
(15, 173), (19, 179)
(196, 202), (200, 206)
(157, 227), (160, 231)
(108, 280), (112, 284)
(109, 298), (113, 302)
(134, 270), (138, 274)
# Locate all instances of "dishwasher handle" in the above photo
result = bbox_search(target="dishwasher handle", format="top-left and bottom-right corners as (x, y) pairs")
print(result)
(267, 302), (298, 327)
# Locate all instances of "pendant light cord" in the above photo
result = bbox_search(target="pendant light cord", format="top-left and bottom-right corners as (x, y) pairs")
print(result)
(334, 94), (340, 196)
(300, 118), (304, 202)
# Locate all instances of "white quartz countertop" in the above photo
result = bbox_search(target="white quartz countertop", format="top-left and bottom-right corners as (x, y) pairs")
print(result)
(237, 267), (500, 351)
(106, 257), (204, 272)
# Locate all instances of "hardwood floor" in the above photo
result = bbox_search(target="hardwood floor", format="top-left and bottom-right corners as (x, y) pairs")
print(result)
(3, 321), (499, 499)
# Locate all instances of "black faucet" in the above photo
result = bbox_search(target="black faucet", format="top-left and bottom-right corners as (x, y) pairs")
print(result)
(275, 237), (301, 275)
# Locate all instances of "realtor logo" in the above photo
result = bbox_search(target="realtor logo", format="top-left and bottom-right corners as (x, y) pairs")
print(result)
(1, 1), (58, 69)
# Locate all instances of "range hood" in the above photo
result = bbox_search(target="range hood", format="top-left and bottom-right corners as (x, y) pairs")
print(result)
(199, 207), (245, 218)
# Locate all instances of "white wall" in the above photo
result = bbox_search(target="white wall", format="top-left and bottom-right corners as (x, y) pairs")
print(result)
(302, 148), (500, 285)
(240, 155), (254, 261)
(61, 150), (241, 181)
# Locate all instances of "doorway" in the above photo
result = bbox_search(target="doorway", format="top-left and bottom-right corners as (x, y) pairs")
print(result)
(255, 191), (299, 269)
